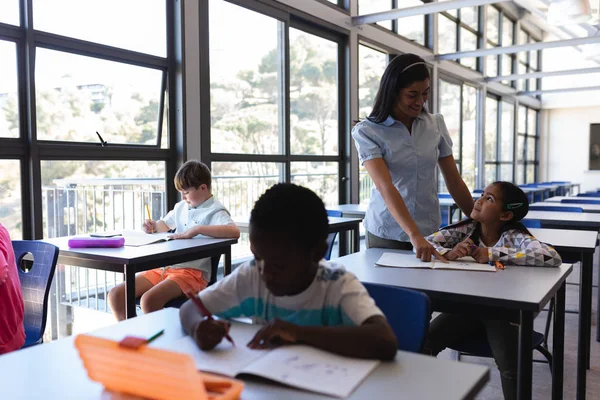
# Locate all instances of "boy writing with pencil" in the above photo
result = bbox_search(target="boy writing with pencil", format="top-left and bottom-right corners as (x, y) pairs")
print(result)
(180, 183), (398, 361)
(108, 160), (240, 321)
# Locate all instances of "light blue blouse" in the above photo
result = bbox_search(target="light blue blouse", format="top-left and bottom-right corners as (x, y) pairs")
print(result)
(352, 112), (454, 242)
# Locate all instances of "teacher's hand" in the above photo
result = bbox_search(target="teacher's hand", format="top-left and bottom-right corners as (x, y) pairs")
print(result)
(411, 235), (447, 263)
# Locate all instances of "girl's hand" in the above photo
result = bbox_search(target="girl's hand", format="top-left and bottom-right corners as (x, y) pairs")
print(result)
(471, 247), (490, 264)
(193, 318), (231, 350)
(411, 235), (447, 262)
(142, 219), (156, 234)
(168, 229), (196, 240)
(247, 318), (298, 349)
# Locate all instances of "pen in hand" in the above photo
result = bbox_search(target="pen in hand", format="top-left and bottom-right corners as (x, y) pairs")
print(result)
(145, 204), (154, 233)
(186, 291), (235, 346)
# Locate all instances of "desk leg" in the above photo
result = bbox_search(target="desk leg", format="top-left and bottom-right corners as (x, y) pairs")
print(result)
(597, 250), (600, 343)
(582, 253), (593, 369)
(353, 225), (360, 253)
(224, 246), (232, 276)
(124, 264), (136, 319)
(447, 206), (454, 225)
(576, 252), (593, 400)
(339, 230), (349, 257)
(552, 282), (565, 400)
(517, 310), (533, 400)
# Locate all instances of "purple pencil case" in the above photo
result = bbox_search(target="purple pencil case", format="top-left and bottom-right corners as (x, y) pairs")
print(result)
(68, 236), (125, 248)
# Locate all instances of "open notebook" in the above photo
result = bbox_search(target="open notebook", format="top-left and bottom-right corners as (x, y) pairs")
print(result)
(121, 230), (175, 247)
(158, 329), (379, 398)
(375, 252), (497, 272)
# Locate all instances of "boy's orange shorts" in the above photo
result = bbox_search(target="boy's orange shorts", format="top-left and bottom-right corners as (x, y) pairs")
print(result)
(139, 267), (208, 295)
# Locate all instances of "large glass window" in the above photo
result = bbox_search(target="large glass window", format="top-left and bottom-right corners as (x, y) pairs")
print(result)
(485, 6), (500, 77)
(32, 0), (166, 57)
(0, 160), (22, 239)
(438, 79), (461, 192)
(484, 95), (514, 183)
(359, 0), (393, 30)
(516, 105), (538, 183)
(358, 45), (387, 119)
(0, 41), (19, 138)
(359, 1), (428, 47)
(437, 7), (481, 71)
(501, 16), (515, 86)
(0, 1), (19, 25)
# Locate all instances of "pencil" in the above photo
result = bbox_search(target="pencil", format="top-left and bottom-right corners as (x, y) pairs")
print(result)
(145, 204), (154, 233)
(186, 291), (235, 346)
(146, 329), (164, 344)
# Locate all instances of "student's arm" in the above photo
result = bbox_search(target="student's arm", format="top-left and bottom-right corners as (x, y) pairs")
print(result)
(247, 316), (397, 361)
(170, 224), (240, 240)
(438, 155), (474, 217)
(425, 224), (472, 261)
(364, 158), (446, 262)
(0, 260), (6, 287)
(490, 231), (563, 267)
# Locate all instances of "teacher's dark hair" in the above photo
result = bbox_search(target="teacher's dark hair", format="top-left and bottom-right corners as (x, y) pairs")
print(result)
(368, 54), (430, 124)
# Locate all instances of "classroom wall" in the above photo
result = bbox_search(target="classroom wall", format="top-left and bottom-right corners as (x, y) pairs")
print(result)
(540, 106), (600, 192)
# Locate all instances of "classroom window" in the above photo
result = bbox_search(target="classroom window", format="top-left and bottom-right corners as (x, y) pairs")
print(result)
(516, 105), (538, 184)
(0, 0), (19, 25)
(461, 85), (477, 189)
(209, 0), (283, 155)
(40, 160), (167, 239)
(501, 16), (514, 85)
(0, 160), (22, 239)
(0, 41), (19, 138)
(290, 29), (339, 156)
(395, 1), (426, 46)
(437, 8), (481, 71)
(358, 45), (388, 119)
(291, 162), (339, 207)
(438, 78), (461, 192)
(484, 96), (514, 183)
(485, 6), (500, 77)
(32, 0), (166, 57)
(359, 0), (393, 30)
(35, 49), (164, 145)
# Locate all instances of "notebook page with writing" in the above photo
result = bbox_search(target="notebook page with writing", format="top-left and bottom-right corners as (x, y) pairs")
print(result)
(433, 257), (496, 272)
(157, 334), (265, 376)
(239, 345), (380, 398)
(122, 230), (173, 247)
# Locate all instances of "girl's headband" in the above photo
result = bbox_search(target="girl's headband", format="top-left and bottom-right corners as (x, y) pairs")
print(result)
(400, 61), (426, 74)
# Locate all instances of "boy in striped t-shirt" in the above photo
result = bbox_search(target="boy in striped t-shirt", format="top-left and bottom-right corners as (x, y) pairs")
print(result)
(180, 183), (397, 361)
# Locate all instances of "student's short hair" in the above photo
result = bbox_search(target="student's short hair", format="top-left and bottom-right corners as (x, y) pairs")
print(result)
(250, 183), (329, 250)
(174, 160), (211, 191)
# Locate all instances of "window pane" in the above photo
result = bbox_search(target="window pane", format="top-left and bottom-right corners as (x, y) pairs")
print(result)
(530, 49), (538, 70)
(502, 17), (514, 46)
(529, 72), (537, 93)
(290, 29), (339, 156)
(516, 163), (524, 184)
(359, 0), (392, 30)
(397, 1), (425, 45)
(517, 63), (527, 92)
(359, 165), (373, 205)
(500, 164), (513, 182)
(485, 97), (498, 162)
(210, 1), (282, 155)
(461, 85), (477, 189)
(501, 55), (513, 82)
(526, 164), (535, 183)
(0, 41), (19, 138)
(485, 164), (497, 184)
(438, 15), (457, 54)
(439, 80), (461, 149)
(35, 49), (163, 145)
(518, 105), (527, 133)
(0, 160), (22, 239)
(487, 6), (499, 44)
(518, 30), (528, 63)
(291, 162), (338, 207)
(527, 137), (536, 161)
(40, 160), (166, 238)
(33, 0), (166, 57)
(517, 135), (525, 161)
(359, 45), (387, 119)
(528, 109), (537, 136)
(486, 53), (498, 77)
(500, 101), (514, 162)
(461, 7), (478, 30)
(460, 29), (477, 69)
(0, 1), (19, 25)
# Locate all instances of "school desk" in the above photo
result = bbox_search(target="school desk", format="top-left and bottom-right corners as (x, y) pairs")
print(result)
(531, 201), (600, 213)
(43, 236), (237, 319)
(336, 248), (572, 400)
(545, 196), (600, 203)
(233, 216), (362, 256)
(0, 308), (490, 400)
(328, 200), (459, 225)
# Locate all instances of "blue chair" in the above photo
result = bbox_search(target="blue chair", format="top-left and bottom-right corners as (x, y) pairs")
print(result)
(472, 189), (484, 194)
(325, 210), (343, 260)
(522, 219), (542, 229)
(440, 207), (449, 228)
(577, 192), (600, 197)
(562, 199), (600, 205)
(438, 193), (452, 198)
(12, 240), (59, 348)
(529, 205), (584, 213)
(363, 282), (430, 353)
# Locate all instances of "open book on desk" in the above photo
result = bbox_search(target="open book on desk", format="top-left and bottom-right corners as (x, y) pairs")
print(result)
(121, 230), (175, 247)
(159, 332), (379, 398)
(376, 252), (496, 272)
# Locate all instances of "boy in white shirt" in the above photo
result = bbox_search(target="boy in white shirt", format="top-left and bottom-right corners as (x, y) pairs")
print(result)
(108, 160), (240, 321)
(180, 183), (397, 360)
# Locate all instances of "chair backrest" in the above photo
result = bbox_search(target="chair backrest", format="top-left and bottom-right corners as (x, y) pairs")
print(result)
(562, 199), (600, 205)
(325, 210), (343, 260)
(529, 205), (584, 213)
(363, 282), (430, 353)
(438, 193), (453, 198)
(522, 219), (542, 229)
(577, 192), (600, 197)
(12, 240), (59, 347)
(439, 207), (449, 228)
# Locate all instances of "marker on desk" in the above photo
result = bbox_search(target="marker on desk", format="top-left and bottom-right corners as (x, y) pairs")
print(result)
(186, 291), (235, 346)
(145, 204), (154, 233)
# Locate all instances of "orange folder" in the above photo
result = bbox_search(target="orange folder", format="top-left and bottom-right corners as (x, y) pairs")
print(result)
(75, 334), (244, 400)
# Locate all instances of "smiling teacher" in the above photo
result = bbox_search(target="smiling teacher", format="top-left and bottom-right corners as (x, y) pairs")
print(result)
(352, 53), (474, 262)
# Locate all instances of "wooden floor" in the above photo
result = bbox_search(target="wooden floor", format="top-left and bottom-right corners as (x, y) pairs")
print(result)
(436, 261), (600, 399)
